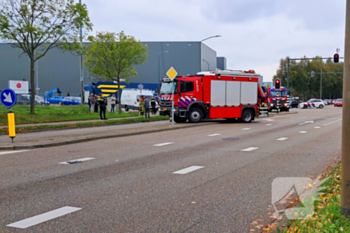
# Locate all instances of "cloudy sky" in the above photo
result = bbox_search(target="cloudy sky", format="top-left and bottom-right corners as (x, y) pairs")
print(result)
(83, 0), (346, 81)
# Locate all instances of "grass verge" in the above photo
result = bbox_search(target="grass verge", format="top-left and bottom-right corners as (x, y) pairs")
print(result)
(0, 116), (168, 134)
(282, 164), (349, 233)
(0, 105), (139, 125)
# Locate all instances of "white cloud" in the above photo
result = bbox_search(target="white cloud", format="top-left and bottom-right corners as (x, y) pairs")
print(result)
(83, 0), (346, 81)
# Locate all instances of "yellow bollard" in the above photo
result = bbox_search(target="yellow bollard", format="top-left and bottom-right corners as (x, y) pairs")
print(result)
(7, 112), (16, 142)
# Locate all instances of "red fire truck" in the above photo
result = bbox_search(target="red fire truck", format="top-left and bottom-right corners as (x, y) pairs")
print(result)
(266, 79), (290, 112)
(159, 70), (267, 123)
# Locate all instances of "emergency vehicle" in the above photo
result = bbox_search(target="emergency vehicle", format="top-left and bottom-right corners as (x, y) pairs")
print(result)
(266, 79), (290, 112)
(159, 70), (268, 123)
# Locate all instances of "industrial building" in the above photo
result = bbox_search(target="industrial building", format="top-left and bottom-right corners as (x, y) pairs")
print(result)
(0, 42), (226, 97)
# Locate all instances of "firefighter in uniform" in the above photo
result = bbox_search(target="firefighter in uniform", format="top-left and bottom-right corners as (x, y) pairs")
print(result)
(98, 94), (107, 120)
(151, 97), (157, 115)
(139, 96), (144, 116)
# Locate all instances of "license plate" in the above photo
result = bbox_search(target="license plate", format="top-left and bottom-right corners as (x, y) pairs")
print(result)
(163, 108), (167, 111)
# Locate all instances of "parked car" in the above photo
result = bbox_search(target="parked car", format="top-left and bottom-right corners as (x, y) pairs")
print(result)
(61, 97), (81, 105)
(21, 94), (45, 105)
(323, 99), (329, 105)
(334, 99), (343, 107)
(47, 96), (63, 104)
(328, 99), (333, 104)
(299, 99), (325, 109)
(16, 94), (30, 105)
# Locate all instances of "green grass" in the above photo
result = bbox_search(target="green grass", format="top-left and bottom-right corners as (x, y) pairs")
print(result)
(0, 115), (168, 133)
(282, 164), (350, 233)
(0, 105), (139, 125)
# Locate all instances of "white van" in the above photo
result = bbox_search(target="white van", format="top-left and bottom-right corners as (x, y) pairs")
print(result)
(121, 88), (157, 111)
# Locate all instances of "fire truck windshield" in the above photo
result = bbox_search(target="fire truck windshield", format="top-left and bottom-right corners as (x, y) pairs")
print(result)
(270, 90), (288, 97)
(160, 82), (178, 94)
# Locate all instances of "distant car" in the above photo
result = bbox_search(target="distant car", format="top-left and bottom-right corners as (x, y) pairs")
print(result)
(299, 99), (325, 109)
(328, 99), (333, 104)
(290, 100), (299, 108)
(323, 99), (329, 105)
(16, 94), (30, 105)
(61, 97), (81, 105)
(47, 96), (63, 104)
(334, 99), (343, 107)
(22, 94), (44, 105)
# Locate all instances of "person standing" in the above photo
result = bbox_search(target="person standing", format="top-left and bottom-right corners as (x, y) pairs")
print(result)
(98, 94), (107, 120)
(144, 96), (151, 118)
(111, 94), (116, 113)
(151, 96), (157, 115)
(89, 93), (96, 113)
(94, 94), (98, 113)
(139, 95), (144, 117)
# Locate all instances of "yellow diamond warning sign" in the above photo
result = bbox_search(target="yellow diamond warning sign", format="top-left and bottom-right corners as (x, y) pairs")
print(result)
(166, 67), (178, 80)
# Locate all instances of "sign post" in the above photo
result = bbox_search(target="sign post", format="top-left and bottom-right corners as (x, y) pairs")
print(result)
(138, 83), (144, 95)
(166, 67), (178, 126)
(0, 89), (17, 143)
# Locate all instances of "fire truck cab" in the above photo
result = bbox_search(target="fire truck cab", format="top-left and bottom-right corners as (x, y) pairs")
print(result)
(159, 70), (267, 123)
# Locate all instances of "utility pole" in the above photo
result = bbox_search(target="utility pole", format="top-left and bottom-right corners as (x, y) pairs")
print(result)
(320, 68), (322, 99)
(287, 57), (290, 90)
(79, 0), (84, 103)
(341, 0), (350, 216)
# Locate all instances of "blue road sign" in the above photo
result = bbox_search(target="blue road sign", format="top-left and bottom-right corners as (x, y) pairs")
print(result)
(0, 88), (17, 108)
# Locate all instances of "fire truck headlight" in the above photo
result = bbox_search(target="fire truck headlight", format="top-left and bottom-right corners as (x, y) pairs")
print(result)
(270, 103), (274, 107)
(284, 103), (288, 107)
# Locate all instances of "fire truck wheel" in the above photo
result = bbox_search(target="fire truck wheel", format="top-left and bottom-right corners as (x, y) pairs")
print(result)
(240, 109), (253, 123)
(188, 108), (203, 123)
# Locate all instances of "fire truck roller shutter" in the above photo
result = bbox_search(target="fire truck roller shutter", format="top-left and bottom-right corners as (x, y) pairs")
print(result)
(210, 80), (226, 106)
(241, 82), (258, 105)
(226, 81), (240, 106)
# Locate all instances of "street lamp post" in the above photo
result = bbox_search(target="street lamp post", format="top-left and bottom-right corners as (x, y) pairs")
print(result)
(201, 35), (221, 42)
(202, 59), (209, 71)
(158, 51), (168, 82)
(79, 0), (84, 102)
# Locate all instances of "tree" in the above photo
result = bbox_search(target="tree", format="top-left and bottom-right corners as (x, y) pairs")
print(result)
(83, 31), (148, 113)
(0, 0), (92, 113)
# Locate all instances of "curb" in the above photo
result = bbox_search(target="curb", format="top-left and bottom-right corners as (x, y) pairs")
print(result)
(0, 123), (205, 150)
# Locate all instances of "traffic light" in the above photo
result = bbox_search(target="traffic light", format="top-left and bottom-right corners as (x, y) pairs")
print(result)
(334, 53), (339, 63)
(275, 79), (281, 89)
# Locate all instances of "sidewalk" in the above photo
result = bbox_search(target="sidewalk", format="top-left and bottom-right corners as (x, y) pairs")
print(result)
(0, 121), (205, 150)
(0, 112), (155, 129)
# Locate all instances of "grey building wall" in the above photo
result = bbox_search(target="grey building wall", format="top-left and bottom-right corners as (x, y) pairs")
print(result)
(217, 57), (227, 70)
(200, 43), (217, 71)
(0, 42), (218, 96)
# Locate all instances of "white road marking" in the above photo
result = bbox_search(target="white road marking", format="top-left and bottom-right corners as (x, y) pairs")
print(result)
(266, 124), (272, 126)
(208, 133), (221, 137)
(314, 126), (321, 129)
(0, 150), (29, 156)
(241, 147), (258, 152)
(173, 166), (204, 174)
(322, 119), (342, 126)
(59, 157), (95, 164)
(264, 119), (275, 122)
(277, 137), (288, 141)
(242, 128), (251, 130)
(153, 142), (174, 147)
(299, 131), (307, 134)
(7, 206), (81, 229)
(299, 121), (314, 125)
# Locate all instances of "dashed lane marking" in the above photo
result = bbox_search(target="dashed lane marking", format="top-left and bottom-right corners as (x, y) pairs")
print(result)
(263, 119), (275, 122)
(154, 142), (174, 147)
(322, 119), (342, 126)
(173, 166), (204, 174)
(7, 206), (81, 229)
(299, 121), (314, 125)
(266, 124), (272, 126)
(241, 147), (258, 152)
(59, 157), (95, 164)
(208, 134), (221, 137)
(0, 150), (29, 156)
(277, 137), (288, 141)
(242, 128), (251, 130)
(314, 126), (321, 129)
(299, 131), (307, 134)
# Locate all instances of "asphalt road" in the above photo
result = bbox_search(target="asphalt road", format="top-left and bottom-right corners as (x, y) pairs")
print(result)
(0, 106), (342, 232)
